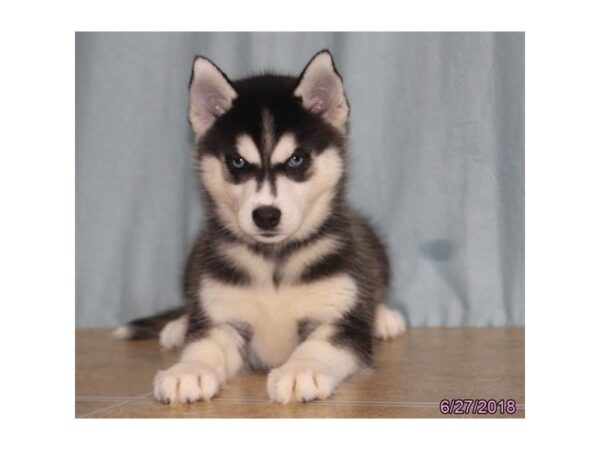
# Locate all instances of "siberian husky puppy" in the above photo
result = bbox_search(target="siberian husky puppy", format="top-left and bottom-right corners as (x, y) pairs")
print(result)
(115, 50), (405, 404)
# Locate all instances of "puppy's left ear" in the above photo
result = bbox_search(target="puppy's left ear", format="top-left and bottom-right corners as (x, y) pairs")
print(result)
(294, 50), (349, 130)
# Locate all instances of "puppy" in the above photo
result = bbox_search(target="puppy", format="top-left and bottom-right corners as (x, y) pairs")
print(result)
(116, 50), (405, 404)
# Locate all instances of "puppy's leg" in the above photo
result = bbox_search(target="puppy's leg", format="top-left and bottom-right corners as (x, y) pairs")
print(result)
(373, 304), (406, 339)
(153, 324), (244, 404)
(267, 325), (362, 404)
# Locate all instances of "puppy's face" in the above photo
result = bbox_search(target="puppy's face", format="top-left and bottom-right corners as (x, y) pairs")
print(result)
(189, 51), (350, 245)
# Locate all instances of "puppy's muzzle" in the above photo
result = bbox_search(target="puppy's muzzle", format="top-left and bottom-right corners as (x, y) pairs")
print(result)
(252, 206), (281, 230)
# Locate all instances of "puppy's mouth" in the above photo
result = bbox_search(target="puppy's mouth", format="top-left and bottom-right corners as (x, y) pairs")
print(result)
(252, 231), (288, 244)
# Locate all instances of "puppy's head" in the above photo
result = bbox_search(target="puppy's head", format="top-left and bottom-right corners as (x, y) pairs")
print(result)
(189, 50), (349, 245)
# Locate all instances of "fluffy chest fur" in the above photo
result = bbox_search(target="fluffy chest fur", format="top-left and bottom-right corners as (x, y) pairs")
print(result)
(199, 240), (357, 368)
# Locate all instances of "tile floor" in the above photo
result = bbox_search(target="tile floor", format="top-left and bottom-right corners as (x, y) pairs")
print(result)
(76, 327), (524, 418)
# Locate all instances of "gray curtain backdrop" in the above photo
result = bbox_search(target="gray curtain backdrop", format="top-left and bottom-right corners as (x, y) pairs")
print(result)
(76, 32), (524, 327)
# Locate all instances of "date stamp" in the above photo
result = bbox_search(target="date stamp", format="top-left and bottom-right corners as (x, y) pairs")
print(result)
(439, 398), (517, 415)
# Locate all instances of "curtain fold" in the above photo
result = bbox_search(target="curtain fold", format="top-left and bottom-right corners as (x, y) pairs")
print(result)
(76, 32), (524, 327)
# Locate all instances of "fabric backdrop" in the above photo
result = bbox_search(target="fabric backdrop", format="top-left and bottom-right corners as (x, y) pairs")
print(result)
(76, 32), (524, 327)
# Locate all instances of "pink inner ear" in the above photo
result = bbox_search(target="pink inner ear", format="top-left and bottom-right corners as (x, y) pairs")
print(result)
(307, 86), (331, 114)
(309, 100), (324, 114)
(207, 92), (227, 117)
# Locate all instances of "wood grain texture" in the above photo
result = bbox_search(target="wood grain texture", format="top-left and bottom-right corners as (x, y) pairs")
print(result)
(76, 327), (524, 418)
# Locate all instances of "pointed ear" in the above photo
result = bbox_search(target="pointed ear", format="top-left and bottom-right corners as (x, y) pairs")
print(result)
(188, 56), (237, 138)
(294, 50), (349, 130)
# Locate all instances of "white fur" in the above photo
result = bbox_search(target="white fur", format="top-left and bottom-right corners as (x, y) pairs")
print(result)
(235, 134), (262, 165)
(159, 315), (188, 350)
(373, 304), (406, 339)
(201, 274), (357, 368)
(267, 326), (358, 403)
(112, 325), (132, 340)
(285, 148), (344, 241)
(221, 243), (275, 285)
(153, 325), (244, 404)
(261, 108), (275, 152)
(200, 156), (247, 238)
(270, 133), (297, 165)
(236, 179), (290, 243)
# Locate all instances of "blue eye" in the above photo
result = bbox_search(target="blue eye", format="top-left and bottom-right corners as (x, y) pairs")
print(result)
(287, 154), (305, 168)
(228, 156), (247, 170)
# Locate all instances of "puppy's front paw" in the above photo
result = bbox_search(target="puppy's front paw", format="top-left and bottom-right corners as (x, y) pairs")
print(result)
(153, 362), (223, 404)
(267, 363), (337, 404)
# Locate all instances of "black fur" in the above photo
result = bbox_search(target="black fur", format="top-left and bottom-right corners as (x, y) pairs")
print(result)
(297, 319), (320, 342)
(122, 306), (186, 340)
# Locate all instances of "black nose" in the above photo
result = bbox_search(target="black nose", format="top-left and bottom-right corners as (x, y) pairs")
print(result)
(252, 206), (281, 230)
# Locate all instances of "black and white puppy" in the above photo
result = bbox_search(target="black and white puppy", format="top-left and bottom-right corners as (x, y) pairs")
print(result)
(116, 50), (406, 404)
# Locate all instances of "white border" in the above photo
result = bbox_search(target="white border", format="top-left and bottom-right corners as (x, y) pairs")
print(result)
(2, 0), (600, 448)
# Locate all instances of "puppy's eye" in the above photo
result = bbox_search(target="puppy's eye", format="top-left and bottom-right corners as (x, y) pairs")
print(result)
(226, 156), (247, 170)
(287, 154), (305, 168)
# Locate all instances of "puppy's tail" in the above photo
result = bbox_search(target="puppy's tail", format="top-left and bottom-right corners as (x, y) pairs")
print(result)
(113, 306), (187, 341)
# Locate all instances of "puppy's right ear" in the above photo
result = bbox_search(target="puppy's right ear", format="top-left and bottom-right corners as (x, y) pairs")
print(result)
(188, 56), (237, 138)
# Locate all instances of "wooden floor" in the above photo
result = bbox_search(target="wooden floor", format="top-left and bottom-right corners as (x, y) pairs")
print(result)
(76, 327), (524, 418)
